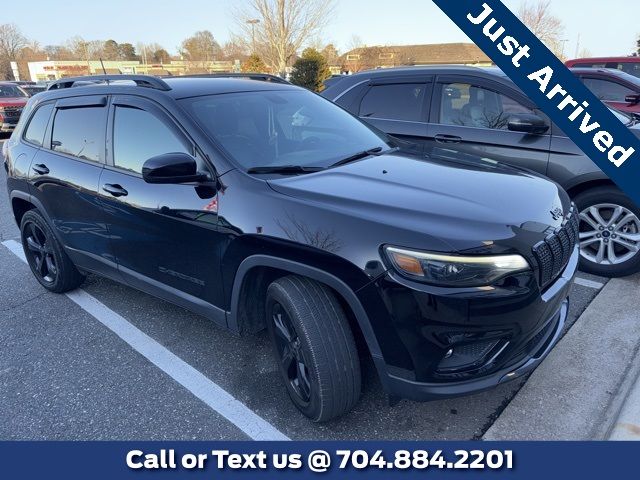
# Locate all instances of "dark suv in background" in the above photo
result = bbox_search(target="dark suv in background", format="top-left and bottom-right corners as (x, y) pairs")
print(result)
(322, 66), (640, 277)
(4, 74), (577, 421)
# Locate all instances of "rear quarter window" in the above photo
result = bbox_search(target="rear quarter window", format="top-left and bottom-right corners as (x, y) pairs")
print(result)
(23, 103), (54, 147)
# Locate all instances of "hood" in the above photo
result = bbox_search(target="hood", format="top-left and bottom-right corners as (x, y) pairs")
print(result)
(267, 153), (570, 252)
(0, 97), (28, 107)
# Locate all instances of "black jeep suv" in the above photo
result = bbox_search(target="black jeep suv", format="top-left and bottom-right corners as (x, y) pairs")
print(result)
(3, 74), (578, 421)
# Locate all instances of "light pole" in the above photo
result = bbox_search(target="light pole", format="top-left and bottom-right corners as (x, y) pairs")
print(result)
(559, 39), (569, 59)
(246, 19), (260, 54)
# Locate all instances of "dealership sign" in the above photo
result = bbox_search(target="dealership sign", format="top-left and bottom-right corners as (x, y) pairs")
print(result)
(432, 0), (640, 207)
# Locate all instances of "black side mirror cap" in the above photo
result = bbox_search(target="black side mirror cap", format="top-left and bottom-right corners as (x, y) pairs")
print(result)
(142, 153), (208, 184)
(507, 114), (549, 135)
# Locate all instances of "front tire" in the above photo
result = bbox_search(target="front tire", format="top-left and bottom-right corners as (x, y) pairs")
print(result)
(20, 210), (85, 293)
(575, 186), (640, 277)
(266, 275), (361, 422)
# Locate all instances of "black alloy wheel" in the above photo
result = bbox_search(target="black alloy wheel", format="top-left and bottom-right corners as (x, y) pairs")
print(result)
(271, 302), (312, 405)
(23, 220), (57, 284)
(20, 209), (85, 293)
(266, 275), (361, 422)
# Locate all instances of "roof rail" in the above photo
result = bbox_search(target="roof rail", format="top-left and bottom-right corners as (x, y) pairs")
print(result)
(173, 73), (290, 84)
(47, 74), (172, 91)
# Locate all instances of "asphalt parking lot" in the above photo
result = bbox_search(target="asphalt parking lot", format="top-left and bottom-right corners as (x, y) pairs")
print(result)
(0, 136), (610, 440)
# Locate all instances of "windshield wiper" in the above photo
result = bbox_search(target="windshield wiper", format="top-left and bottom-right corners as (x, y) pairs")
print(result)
(246, 165), (325, 175)
(330, 146), (398, 167)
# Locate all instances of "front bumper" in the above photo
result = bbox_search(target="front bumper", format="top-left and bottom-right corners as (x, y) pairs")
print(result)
(383, 299), (567, 401)
(363, 246), (579, 401)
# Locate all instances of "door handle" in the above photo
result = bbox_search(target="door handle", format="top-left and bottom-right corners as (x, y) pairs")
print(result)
(434, 134), (462, 144)
(102, 183), (128, 197)
(32, 163), (50, 175)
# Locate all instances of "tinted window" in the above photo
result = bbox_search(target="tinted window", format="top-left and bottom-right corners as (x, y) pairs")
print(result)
(438, 82), (537, 130)
(334, 83), (367, 113)
(0, 84), (28, 98)
(582, 78), (635, 102)
(113, 106), (189, 174)
(620, 62), (640, 79)
(51, 107), (105, 162)
(359, 84), (426, 121)
(24, 103), (53, 147)
(180, 90), (388, 170)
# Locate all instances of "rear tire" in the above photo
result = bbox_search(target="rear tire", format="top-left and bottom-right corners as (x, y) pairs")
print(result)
(20, 210), (85, 293)
(266, 275), (361, 422)
(574, 186), (640, 277)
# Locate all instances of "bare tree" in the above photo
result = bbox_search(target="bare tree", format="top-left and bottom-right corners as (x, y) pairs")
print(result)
(517, 0), (564, 55)
(343, 34), (365, 73)
(233, 0), (335, 76)
(0, 23), (27, 79)
(66, 36), (105, 60)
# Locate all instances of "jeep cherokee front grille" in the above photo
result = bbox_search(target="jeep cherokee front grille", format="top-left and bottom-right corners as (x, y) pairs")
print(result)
(532, 204), (579, 289)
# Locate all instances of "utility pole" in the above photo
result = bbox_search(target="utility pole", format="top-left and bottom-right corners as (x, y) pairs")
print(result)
(559, 39), (569, 59)
(246, 19), (260, 54)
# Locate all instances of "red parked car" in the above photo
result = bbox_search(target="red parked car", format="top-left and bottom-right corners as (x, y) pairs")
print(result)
(566, 56), (640, 78)
(0, 82), (29, 134)
(568, 68), (640, 117)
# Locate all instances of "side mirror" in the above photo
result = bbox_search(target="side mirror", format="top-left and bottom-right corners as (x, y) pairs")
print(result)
(507, 114), (549, 134)
(142, 153), (207, 184)
(625, 94), (640, 105)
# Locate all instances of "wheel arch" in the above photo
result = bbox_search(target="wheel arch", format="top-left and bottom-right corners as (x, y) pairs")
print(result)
(565, 176), (618, 199)
(227, 254), (385, 364)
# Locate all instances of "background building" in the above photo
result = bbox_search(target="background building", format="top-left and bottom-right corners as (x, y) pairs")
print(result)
(340, 42), (492, 73)
(27, 59), (237, 82)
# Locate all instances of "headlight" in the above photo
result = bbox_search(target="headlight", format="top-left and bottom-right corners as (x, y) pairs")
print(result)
(384, 246), (530, 287)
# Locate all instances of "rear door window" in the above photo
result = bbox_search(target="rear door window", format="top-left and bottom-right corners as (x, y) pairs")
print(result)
(51, 106), (106, 162)
(359, 83), (426, 121)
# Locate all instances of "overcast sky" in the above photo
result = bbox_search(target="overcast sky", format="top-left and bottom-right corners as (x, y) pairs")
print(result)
(5, 0), (638, 58)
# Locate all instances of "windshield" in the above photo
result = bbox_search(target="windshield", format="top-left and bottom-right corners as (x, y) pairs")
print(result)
(0, 84), (28, 98)
(179, 90), (389, 170)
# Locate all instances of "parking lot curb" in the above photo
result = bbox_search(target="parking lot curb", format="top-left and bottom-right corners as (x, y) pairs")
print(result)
(483, 274), (640, 440)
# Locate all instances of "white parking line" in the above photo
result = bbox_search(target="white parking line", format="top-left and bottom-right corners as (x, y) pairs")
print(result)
(1, 239), (290, 441)
(574, 277), (605, 290)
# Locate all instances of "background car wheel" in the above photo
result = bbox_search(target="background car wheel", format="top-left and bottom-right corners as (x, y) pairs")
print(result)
(266, 275), (361, 422)
(20, 210), (85, 293)
(574, 186), (640, 277)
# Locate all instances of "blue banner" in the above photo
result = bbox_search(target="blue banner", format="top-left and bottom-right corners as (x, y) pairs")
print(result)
(0, 441), (637, 478)
(431, 0), (640, 206)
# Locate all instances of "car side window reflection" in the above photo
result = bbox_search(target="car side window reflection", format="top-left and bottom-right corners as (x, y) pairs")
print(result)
(51, 106), (105, 162)
(24, 103), (54, 147)
(582, 78), (635, 102)
(438, 82), (536, 130)
(113, 106), (192, 174)
(359, 83), (426, 121)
